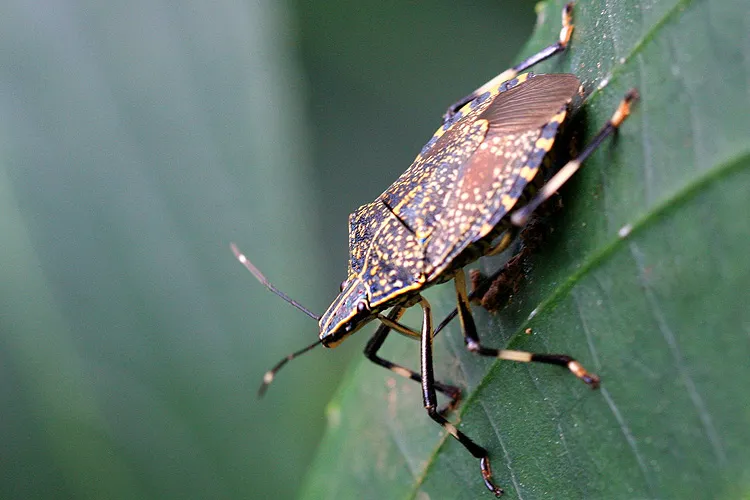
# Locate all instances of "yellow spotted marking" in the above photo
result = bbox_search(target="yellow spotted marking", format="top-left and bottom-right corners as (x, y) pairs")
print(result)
(479, 222), (494, 236)
(488, 71), (531, 98)
(519, 166), (535, 182)
(432, 128), (447, 141)
(334, 70), (586, 343)
(369, 278), (424, 309)
(475, 68), (516, 96)
(416, 228), (433, 242)
(455, 72), (533, 118)
(418, 72), (537, 164)
(549, 110), (567, 124)
(509, 71), (530, 87)
(500, 194), (516, 212)
(534, 136), (555, 153)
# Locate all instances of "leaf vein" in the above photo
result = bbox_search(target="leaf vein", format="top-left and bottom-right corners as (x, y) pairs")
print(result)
(510, 148), (750, 351)
(636, 52), (656, 206)
(385, 413), (423, 482)
(480, 400), (525, 499)
(409, 145), (749, 497)
(573, 290), (602, 370)
(600, 387), (655, 492)
(629, 242), (727, 464)
(584, 0), (694, 105)
(404, 0), (749, 492)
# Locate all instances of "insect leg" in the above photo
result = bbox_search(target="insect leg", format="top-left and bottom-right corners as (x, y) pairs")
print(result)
(511, 89), (639, 227)
(454, 269), (600, 387)
(417, 295), (504, 497)
(485, 227), (518, 257)
(365, 306), (461, 410)
(444, 2), (575, 120)
(474, 221), (550, 311)
(470, 255), (525, 313)
(432, 261), (510, 339)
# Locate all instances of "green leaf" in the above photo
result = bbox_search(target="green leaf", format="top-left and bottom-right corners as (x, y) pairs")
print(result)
(301, 0), (750, 498)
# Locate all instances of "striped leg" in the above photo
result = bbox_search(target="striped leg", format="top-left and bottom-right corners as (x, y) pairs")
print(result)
(433, 90), (639, 340)
(511, 89), (639, 227)
(432, 263), (510, 339)
(444, 2), (575, 121)
(454, 269), (600, 387)
(485, 226), (518, 257)
(416, 295), (504, 497)
(365, 306), (461, 411)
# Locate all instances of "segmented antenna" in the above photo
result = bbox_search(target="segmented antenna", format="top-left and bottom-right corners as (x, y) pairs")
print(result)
(230, 243), (323, 396)
(257, 338), (322, 397)
(231, 243), (321, 321)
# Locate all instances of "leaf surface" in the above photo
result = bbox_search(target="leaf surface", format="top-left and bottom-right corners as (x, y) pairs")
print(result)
(301, 0), (750, 498)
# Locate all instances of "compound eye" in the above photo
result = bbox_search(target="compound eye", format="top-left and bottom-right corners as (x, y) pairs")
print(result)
(339, 280), (348, 292)
(356, 301), (368, 313)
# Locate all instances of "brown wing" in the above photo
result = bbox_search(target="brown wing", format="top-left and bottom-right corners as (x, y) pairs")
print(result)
(354, 109), (492, 304)
(425, 74), (581, 278)
(378, 118), (489, 240)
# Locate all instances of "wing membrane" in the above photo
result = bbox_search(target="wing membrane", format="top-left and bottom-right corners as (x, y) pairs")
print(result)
(426, 74), (580, 277)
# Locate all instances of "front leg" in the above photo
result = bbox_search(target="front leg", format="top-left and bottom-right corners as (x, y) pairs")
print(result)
(416, 295), (504, 497)
(511, 89), (639, 227)
(365, 306), (461, 412)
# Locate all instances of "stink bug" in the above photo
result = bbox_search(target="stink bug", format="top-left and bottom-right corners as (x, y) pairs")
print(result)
(233, 3), (638, 496)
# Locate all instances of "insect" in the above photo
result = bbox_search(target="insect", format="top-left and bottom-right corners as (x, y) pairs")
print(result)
(233, 3), (637, 496)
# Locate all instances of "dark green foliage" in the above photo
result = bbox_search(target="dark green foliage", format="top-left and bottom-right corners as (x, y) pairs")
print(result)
(302, 0), (750, 497)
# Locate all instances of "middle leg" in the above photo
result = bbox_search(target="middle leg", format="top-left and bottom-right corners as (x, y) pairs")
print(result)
(416, 295), (504, 497)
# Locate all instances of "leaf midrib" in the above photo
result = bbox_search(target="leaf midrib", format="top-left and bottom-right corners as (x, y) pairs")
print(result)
(403, 0), (711, 494)
(408, 146), (750, 498)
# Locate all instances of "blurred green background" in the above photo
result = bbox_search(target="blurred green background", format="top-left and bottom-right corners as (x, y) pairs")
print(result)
(0, 0), (535, 498)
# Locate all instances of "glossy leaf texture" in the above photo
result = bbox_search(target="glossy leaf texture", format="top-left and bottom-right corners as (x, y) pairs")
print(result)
(301, 0), (750, 498)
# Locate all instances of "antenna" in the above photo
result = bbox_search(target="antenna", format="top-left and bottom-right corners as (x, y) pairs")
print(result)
(257, 338), (323, 397)
(231, 243), (323, 396)
(231, 243), (321, 321)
